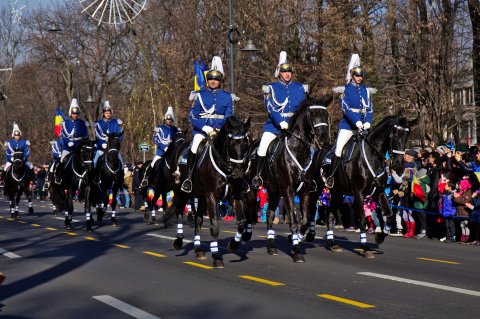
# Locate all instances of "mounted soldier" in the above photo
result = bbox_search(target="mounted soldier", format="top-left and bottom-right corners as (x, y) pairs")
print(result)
(4, 123), (33, 179)
(93, 101), (124, 170)
(251, 51), (308, 190)
(43, 139), (62, 190)
(54, 99), (89, 184)
(140, 106), (178, 188)
(324, 53), (374, 188)
(180, 56), (234, 193)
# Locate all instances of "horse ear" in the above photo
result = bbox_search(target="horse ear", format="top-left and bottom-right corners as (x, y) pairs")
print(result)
(243, 116), (251, 131)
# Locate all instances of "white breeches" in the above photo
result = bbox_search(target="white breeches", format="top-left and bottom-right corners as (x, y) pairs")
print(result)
(191, 134), (206, 154)
(151, 155), (162, 167)
(4, 162), (11, 170)
(334, 129), (353, 157)
(257, 132), (277, 157)
(60, 150), (70, 162)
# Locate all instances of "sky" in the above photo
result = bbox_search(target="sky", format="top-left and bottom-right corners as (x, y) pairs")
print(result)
(1, 0), (67, 10)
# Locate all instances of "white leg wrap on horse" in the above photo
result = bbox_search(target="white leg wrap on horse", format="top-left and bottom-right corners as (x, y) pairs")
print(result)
(151, 209), (156, 217)
(335, 129), (354, 157)
(177, 223), (183, 234)
(194, 235), (201, 247)
(210, 241), (219, 254)
(111, 210), (116, 217)
(234, 232), (242, 242)
(191, 134), (205, 154)
(360, 232), (367, 244)
(292, 233), (299, 245)
(257, 132), (277, 156)
(64, 211), (69, 217)
(383, 224), (391, 234)
(326, 229), (334, 240)
(309, 221), (315, 232)
(267, 229), (275, 239)
(28, 201), (32, 207)
(86, 213), (91, 220)
(246, 224), (252, 233)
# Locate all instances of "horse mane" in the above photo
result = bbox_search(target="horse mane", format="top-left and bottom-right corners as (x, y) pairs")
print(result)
(287, 100), (308, 132)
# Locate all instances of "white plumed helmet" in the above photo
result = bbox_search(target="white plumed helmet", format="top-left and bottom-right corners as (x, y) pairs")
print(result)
(11, 122), (21, 137)
(68, 98), (81, 116)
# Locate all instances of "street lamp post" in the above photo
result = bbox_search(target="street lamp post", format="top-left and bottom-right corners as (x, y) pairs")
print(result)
(227, 0), (258, 114)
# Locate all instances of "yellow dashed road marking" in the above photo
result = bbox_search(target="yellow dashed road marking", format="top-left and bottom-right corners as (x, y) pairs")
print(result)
(18, 221), (27, 224)
(223, 230), (236, 234)
(183, 261), (213, 269)
(143, 251), (166, 258)
(417, 257), (461, 265)
(239, 275), (286, 286)
(31, 224), (41, 227)
(317, 294), (375, 308)
(46, 227), (58, 231)
(113, 244), (130, 249)
(85, 237), (98, 241)
(63, 232), (78, 236)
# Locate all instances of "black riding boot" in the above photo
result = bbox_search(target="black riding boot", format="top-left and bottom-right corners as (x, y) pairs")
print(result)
(140, 165), (153, 188)
(251, 155), (266, 190)
(54, 163), (63, 185)
(325, 155), (341, 188)
(181, 151), (197, 193)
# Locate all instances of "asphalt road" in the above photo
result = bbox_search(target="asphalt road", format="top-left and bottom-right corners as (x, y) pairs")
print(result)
(1, 197), (479, 319)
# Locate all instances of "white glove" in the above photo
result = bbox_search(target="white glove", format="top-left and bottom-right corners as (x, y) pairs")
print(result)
(363, 122), (371, 130)
(262, 85), (271, 94)
(154, 127), (160, 133)
(355, 121), (363, 130)
(68, 142), (74, 147)
(101, 143), (107, 149)
(303, 84), (309, 93)
(202, 126), (214, 134)
(279, 121), (289, 130)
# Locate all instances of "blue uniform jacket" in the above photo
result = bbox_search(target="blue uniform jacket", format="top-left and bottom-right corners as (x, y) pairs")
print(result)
(94, 118), (123, 150)
(188, 87), (233, 135)
(263, 81), (306, 135)
(338, 82), (373, 130)
(154, 124), (178, 157)
(61, 119), (89, 151)
(5, 139), (29, 162)
(51, 140), (62, 160)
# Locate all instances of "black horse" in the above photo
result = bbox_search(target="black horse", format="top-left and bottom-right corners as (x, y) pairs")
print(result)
(165, 116), (251, 268)
(90, 133), (124, 231)
(318, 116), (416, 257)
(238, 96), (332, 263)
(51, 139), (94, 230)
(4, 149), (34, 218)
(140, 129), (189, 225)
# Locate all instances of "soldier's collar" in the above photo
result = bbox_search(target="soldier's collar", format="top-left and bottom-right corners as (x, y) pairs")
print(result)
(208, 87), (220, 93)
(279, 79), (291, 86)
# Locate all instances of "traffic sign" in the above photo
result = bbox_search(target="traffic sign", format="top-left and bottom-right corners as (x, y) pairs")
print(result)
(139, 142), (149, 152)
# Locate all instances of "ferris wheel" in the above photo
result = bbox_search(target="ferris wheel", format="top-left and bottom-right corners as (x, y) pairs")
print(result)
(79, 0), (147, 26)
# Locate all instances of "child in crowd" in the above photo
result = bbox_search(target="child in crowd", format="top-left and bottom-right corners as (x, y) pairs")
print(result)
(363, 195), (380, 233)
(440, 181), (456, 242)
(453, 178), (472, 243)
(467, 189), (480, 245)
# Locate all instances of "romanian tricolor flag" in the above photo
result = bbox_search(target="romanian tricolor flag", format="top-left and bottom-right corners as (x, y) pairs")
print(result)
(193, 59), (208, 91)
(147, 188), (155, 202)
(411, 171), (426, 203)
(108, 189), (113, 205)
(54, 107), (65, 137)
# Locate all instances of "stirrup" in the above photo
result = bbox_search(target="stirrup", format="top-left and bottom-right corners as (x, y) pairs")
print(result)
(181, 179), (192, 193)
(325, 176), (334, 189)
(252, 176), (263, 190)
(43, 181), (50, 190)
(54, 178), (62, 185)
(140, 178), (148, 188)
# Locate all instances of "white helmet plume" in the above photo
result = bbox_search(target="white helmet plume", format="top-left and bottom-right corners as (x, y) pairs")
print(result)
(345, 54), (361, 83)
(274, 51), (288, 77)
(164, 106), (175, 122)
(210, 56), (224, 75)
(11, 122), (21, 137)
(68, 98), (81, 116)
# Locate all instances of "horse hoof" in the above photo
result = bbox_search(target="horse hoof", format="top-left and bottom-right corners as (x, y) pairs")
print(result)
(293, 253), (305, 263)
(267, 247), (278, 255)
(195, 251), (207, 260)
(375, 232), (387, 244)
(213, 259), (224, 269)
(227, 240), (239, 253)
(306, 232), (316, 242)
(241, 232), (252, 242)
(148, 220), (158, 226)
(173, 238), (183, 250)
(111, 217), (118, 226)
